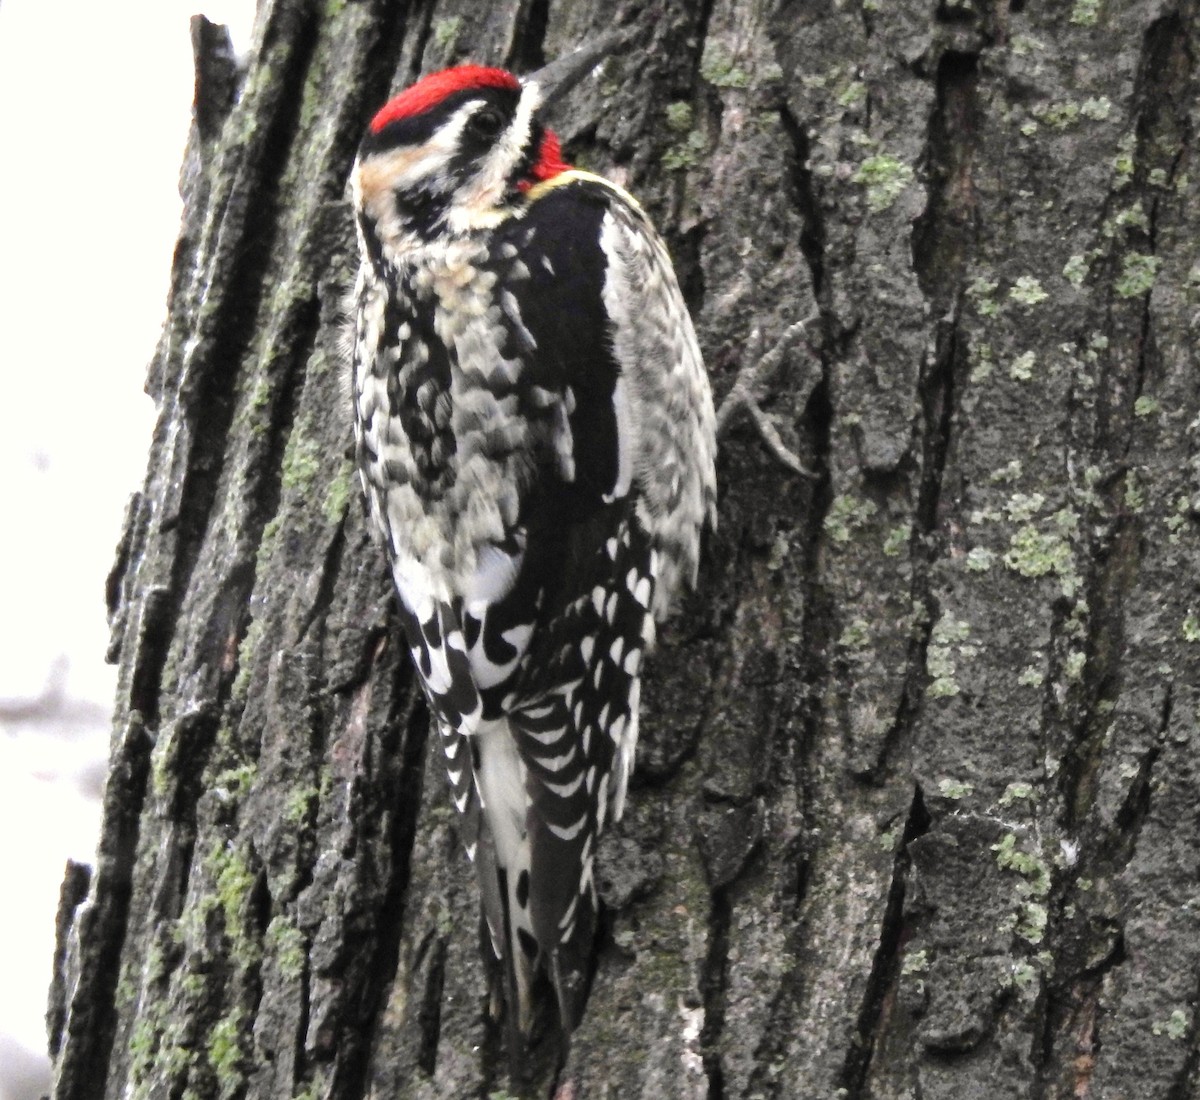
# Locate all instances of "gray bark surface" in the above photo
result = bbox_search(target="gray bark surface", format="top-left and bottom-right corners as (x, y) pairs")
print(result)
(47, 1), (1200, 1098)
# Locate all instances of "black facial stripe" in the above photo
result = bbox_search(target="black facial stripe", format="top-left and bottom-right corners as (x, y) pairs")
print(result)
(361, 85), (521, 156)
(397, 188), (450, 239)
(446, 99), (531, 185)
(504, 121), (547, 190)
(357, 212), (385, 272)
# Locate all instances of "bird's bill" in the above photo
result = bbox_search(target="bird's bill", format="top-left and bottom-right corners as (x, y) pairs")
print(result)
(522, 27), (635, 107)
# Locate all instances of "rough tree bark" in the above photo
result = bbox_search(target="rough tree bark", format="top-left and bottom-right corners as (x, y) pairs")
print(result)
(46, 1), (1200, 1097)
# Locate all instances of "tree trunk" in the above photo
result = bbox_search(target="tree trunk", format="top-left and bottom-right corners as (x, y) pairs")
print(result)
(47, 1), (1200, 1097)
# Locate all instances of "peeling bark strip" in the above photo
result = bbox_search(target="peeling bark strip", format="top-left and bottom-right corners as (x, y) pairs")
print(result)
(50, 2), (1200, 1098)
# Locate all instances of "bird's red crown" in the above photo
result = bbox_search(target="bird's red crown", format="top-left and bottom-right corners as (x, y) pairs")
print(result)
(368, 66), (520, 133)
(367, 65), (571, 189)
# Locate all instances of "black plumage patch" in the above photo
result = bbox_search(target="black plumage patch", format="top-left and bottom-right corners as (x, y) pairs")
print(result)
(356, 212), (385, 274)
(488, 182), (622, 504)
(517, 928), (539, 960)
(504, 121), (551, 191)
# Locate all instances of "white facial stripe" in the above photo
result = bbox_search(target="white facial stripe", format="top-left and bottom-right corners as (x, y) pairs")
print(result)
(518, 80), (545, 115)
(354, 107), (475, 260)
(357, 109), (469, 199)
(403, 104), (474, 192)
(448, 86), (542, 233)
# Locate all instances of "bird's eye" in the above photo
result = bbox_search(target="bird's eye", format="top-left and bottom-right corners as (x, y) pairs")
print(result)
(470, 107), (505, 138)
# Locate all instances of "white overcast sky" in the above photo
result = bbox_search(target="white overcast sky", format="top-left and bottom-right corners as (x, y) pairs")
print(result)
(0, 2), (254, 1094)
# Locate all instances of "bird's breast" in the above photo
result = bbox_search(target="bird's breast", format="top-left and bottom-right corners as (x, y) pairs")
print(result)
(353, 248), (538, 601)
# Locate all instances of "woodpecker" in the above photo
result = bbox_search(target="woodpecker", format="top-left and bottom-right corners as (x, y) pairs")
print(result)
(349, 43), (716, 1045)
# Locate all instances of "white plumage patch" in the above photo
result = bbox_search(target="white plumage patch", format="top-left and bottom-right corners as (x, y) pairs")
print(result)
(463, 540), (525, 608)
(548, 815), (587, 841)
(475, 719), (527, 863)
(603, 374), (635, 502)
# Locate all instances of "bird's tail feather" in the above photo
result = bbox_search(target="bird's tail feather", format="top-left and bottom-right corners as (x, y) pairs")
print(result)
(476, 824), (538, 1048)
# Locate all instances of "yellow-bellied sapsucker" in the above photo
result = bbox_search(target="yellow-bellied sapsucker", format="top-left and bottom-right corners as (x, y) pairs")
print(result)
(349, 42), (716, 1043)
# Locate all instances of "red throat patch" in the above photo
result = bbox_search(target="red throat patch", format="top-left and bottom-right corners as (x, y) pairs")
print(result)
(369, 66), (521, 133)
(519, 130), (571, 191)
